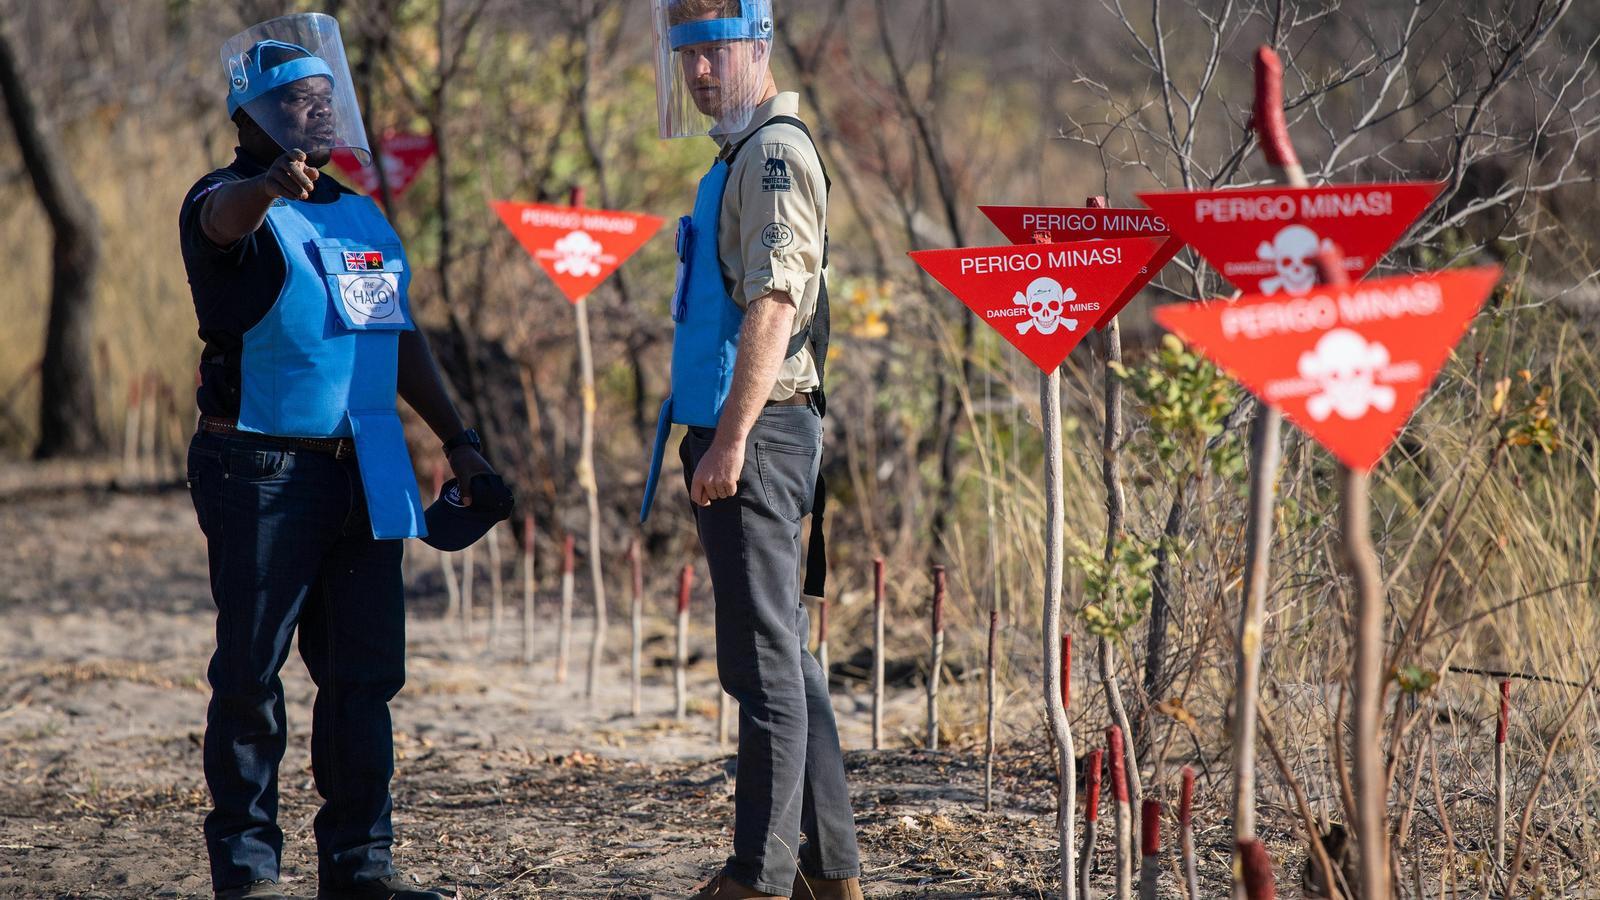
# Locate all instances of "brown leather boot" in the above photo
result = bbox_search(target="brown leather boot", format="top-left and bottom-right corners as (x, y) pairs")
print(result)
(792, 873), (864, 900)
(688, 872), (784, 900)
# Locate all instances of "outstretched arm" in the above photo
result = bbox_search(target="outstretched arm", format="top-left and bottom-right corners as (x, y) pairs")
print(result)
(199, 149), (318, 247)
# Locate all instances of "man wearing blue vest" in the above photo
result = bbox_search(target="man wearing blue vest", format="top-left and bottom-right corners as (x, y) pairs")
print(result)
(180, 14), (496, 900)
(642, 3), (862, 898)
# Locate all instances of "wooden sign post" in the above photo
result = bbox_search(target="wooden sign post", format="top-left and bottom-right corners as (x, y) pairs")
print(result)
(910, 236), (1167, 900)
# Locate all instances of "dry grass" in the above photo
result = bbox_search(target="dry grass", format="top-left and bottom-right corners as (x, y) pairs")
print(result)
(0, 112), (220, 453)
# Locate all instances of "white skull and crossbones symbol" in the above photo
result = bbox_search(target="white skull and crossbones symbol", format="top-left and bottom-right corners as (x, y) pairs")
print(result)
(1299, 329), (1397, 421)
(552, 229), (606, 278)
(1013, 277), (1078, 336)
(1258, 225), (1337, 296)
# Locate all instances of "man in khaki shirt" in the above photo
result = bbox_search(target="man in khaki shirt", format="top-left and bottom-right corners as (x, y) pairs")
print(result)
(715, 91), (826, 404)
(647, 2), (862, 899)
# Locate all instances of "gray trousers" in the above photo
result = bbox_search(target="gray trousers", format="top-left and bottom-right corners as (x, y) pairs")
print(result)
(680, 403), (862, 894)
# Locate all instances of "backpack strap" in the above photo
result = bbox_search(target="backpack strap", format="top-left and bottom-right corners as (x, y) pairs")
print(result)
(724, 114), (833, 599)
(724, 116), (831, 412)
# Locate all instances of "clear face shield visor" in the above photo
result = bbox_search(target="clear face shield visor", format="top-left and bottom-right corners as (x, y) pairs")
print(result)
(221, 14), (371, 166)
(653, 0), (774, 140)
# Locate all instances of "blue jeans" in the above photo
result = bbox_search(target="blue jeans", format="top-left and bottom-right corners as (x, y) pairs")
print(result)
(680, 404), (862, 894)
(187, 430), (405, 891)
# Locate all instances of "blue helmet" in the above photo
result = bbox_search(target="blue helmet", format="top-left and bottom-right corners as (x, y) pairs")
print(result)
(221, 15), (371, 164)
(655, 0), (776, 139)
(226, 39), (335, 119)
(666, 0), (774, 50)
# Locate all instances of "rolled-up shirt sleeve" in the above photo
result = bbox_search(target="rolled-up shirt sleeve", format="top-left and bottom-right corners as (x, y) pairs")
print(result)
(730, 138), (825, 311)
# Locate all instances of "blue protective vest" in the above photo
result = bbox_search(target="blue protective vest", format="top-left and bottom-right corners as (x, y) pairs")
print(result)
(638, 156), (741, 522)
(236, 190), (428, 541)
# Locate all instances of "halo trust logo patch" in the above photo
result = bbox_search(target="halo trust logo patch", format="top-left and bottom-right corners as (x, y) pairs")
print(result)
(762, 223), (794, 250)
(443, 481), (465, 507)
(340, 274), (398, 321)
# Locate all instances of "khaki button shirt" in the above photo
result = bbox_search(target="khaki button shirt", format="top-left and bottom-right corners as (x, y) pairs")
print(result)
(713, 92), (826, 402)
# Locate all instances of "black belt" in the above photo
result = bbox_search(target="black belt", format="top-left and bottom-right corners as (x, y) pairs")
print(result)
(200, 416), (355, 460)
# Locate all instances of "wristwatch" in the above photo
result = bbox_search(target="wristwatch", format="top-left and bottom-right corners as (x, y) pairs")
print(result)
(442, 428), (482, 456)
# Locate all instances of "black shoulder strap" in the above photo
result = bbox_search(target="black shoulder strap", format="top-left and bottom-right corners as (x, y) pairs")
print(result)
(726, 115), (834, 599)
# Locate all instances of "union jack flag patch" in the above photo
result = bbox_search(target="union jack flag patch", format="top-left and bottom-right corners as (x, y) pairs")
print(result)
(343, 251), (385, 272)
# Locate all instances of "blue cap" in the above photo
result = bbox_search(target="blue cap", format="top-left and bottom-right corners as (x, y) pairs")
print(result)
(227, 40), (335, 118)
(421, 474), (516, 552)
(667, 0), (773, 50)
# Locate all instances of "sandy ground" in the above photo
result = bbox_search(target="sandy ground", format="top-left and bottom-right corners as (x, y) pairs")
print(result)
(0, 467), (1158, 900)
(9, 463), (1559, 898)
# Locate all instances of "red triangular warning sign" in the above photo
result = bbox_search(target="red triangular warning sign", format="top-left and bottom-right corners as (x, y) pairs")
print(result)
(979, 205), (1184, 325)
(909, 238), (1165, 373)
(492, 201), (665, 303)
(1153, 266), (1501, 470)
(332, 133), (438, 202)
(1137, 182), (1443, 296)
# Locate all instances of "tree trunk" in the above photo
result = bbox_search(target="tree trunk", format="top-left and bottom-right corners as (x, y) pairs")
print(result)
(1140, 472), (1195, 757)
(432, 0), (492, 447)
(1041, 368), (1078, 900)
(0, 25), (103, 458)
(577, 299), (609, 702)
(1096, 312), (1143, 842)
(1341, 468), (1390, 900)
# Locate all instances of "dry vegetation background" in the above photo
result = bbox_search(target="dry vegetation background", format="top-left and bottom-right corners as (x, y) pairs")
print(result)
(3, 0), (1600, 896)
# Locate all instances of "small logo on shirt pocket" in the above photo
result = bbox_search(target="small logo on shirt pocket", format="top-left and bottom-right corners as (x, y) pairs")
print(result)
(762, 223), (794, 250)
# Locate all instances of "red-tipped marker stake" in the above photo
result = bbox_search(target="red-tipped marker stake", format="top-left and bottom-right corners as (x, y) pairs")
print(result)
(872, 558), (886, 750)
(434, 461), (461, 620)
(1231, 47), (1297, 886)
(1062, 634), (1072, 712)
(927, 565), (946, 751)
(556, 534), (575, 684)
(1180, 766), (1199, 900)
(1494, 679), (1509, 878)
(1081, 749), (1103, 900)
(1109, 727), (1132, 900)
(1253, 48), (1301, 174)
(817, 598), (830, 681)
(521, 512), (536, 666)
(1237, 838), (1277, 900)
(718, 681), (732, 747)
(122, 376), (143, 482)
(1139, 799), (1162, 900)
(984, 609), (999, 812)
(157, 381), (179, 481)
(486, 519), (505, 649)
(138, 371), (158, 482)
(675, 564), (692, 721)
(630, 538), (645, 716)
(460, 538), (476, 641)
(719, 567), (736, 744)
